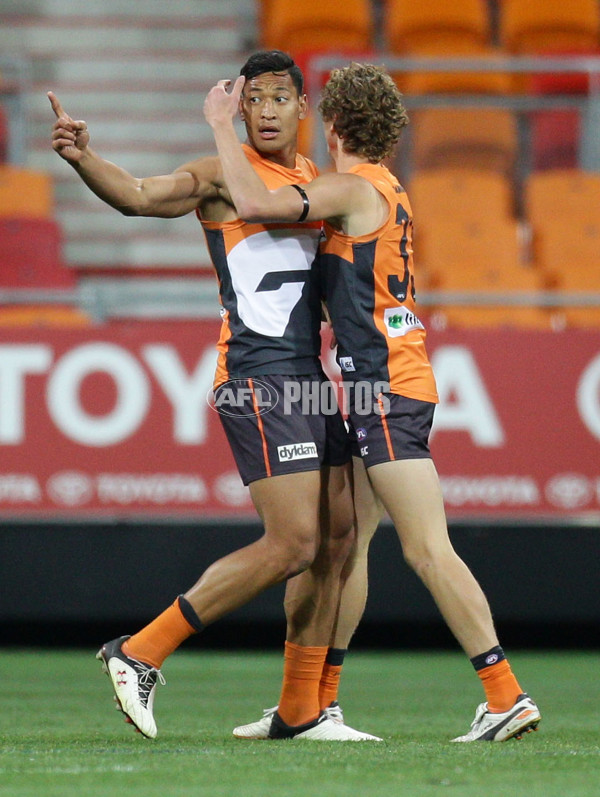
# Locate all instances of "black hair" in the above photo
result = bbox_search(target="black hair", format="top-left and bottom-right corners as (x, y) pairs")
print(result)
(240, 50), (304, 96)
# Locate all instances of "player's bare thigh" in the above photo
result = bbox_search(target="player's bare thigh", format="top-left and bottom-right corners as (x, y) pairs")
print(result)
(367, 458), (453, 559)
(249, 469), (323, 559)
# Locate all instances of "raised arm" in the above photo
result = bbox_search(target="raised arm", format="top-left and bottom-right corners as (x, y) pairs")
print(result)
(203, 78), (360, 225)
(48, 91), (224, 218)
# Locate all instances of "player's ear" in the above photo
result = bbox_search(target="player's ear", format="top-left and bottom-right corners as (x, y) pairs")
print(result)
(298, 93), (308, 121)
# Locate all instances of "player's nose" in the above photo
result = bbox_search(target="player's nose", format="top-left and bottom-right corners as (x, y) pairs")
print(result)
(260, 99), (277, 118)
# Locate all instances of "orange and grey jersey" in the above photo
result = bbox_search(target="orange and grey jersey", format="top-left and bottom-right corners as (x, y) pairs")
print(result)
(321, 162), (438, 403)
(200, 145), (323, 388)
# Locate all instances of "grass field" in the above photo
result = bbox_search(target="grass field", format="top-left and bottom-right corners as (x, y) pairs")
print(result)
(0, 649), (598, 796)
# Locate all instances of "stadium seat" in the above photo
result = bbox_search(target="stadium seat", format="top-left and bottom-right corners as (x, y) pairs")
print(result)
(385, 0), (491, 53)
(524, 169), (600, 225)
(416, 216), (552, 328)
(0, 165), (54, 218)
(384, 0), (510, 94)
(0, 306), (91, 327)
(399, 43), (511, 95)
(532, 218), (600, 278)
(0, 217), (75, 289)
(260, 0), (373, 53)
(410, 108), (518, 178)
(408, 168), (516, 227)
(500, 0), (600, 54)
(417, 217), (525, 285)
(528, 195), (600, 327)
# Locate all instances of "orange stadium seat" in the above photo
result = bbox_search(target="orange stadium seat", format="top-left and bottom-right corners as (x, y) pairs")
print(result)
(0, 165), (54, 218)
(417, 218), (524, 285)
(386, 0), (491, 53)
(524, 169), (600, 226)
(528, 195), (600, 326)
(415, 217), (552, 328)
(408, 168), (516, 227)
(397, 43), (511, 96)
(537, 230), (600, 328)
(500, 0), (600, 54)
(410, 108), (518, 177)
(260, 0), (373, 53)
(0, 217), (74, 289)
(385, 0), (510, 94)
(532, 217), (600, 277)
(0, 306), (91, 327)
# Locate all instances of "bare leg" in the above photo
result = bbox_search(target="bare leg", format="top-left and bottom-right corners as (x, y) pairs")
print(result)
(184, 470), (322, 625)
(283, 463), (355, 647)
(367, 458), (498, 658)
(331, 456), (385, 649)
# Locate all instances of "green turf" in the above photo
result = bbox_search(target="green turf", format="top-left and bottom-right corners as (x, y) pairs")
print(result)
(0, 649), (597, 796)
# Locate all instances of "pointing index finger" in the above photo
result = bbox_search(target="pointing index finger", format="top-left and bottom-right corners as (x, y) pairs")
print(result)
(47, 91), (67, 120)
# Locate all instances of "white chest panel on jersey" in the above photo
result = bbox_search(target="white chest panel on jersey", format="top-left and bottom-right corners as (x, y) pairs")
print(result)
(227, 228), (321, 338)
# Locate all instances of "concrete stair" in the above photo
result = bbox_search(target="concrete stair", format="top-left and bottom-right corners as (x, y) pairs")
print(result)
(1, 0), (255, 290)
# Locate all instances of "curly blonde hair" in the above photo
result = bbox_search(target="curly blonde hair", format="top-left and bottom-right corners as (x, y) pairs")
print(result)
(318, 63), (409, 162)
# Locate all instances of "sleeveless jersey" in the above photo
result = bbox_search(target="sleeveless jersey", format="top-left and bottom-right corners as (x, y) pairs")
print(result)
(200, 144), (323, 388)
(321, 162), (438, 403)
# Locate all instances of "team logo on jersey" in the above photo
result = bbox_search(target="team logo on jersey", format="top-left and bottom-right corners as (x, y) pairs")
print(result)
(384, 306), (425, 338)
(339, 356), (356, 372)
(277, 442), (318, 462)
(210, 378), (279, 417)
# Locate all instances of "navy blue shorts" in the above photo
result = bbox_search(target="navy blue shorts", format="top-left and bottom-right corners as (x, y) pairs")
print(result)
(214, 373), (351, 485)
(347, 394), (435, 468)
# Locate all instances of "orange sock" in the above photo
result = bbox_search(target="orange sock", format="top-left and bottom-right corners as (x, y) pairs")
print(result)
(319, 662), (343, 710)
(277, 641), (328, 727)
(477, 659), (523, 713)
(122, 598), (197, 669)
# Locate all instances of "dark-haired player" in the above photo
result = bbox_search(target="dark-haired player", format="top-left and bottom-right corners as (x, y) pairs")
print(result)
(50, 50), (379, 741)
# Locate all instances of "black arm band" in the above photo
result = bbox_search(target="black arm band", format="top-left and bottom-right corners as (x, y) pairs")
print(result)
(290, 183), (310, 222)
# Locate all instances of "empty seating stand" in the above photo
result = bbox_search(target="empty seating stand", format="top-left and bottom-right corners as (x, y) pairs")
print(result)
(0, 165), (54, 218)
(409, 108), (518, 178)
(260, 0), (373, 53)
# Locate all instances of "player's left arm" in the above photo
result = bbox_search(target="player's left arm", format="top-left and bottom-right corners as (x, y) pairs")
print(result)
(203, 77), (360, 224)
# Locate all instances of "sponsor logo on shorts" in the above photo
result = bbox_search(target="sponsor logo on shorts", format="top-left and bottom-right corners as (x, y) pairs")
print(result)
(210, 379), (279, 417)
(277, 442), (318, 462)
(384, 306), (424, 338)
(339, 356), (356, 372)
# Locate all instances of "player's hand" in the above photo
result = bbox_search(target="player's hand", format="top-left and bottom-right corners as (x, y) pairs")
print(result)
(203, 76), (245, 128)
(48, 91), (90, 163)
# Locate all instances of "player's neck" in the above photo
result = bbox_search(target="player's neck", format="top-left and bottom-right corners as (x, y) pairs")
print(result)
(246, 139), (298, 169)
(334, 148), (370, 174)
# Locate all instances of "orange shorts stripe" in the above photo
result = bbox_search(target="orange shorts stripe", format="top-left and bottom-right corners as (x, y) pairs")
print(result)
(248, 378), (272, 477)
(377, 393), (396, 461)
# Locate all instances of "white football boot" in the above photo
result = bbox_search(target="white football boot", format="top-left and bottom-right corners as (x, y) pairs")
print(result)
(451, 693), (541, 742)
(233, 701), (344, 739)
(96, 635), (165, 739)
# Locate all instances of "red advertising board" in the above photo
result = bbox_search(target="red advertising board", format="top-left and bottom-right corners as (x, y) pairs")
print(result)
(0, 322), (599, 519)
